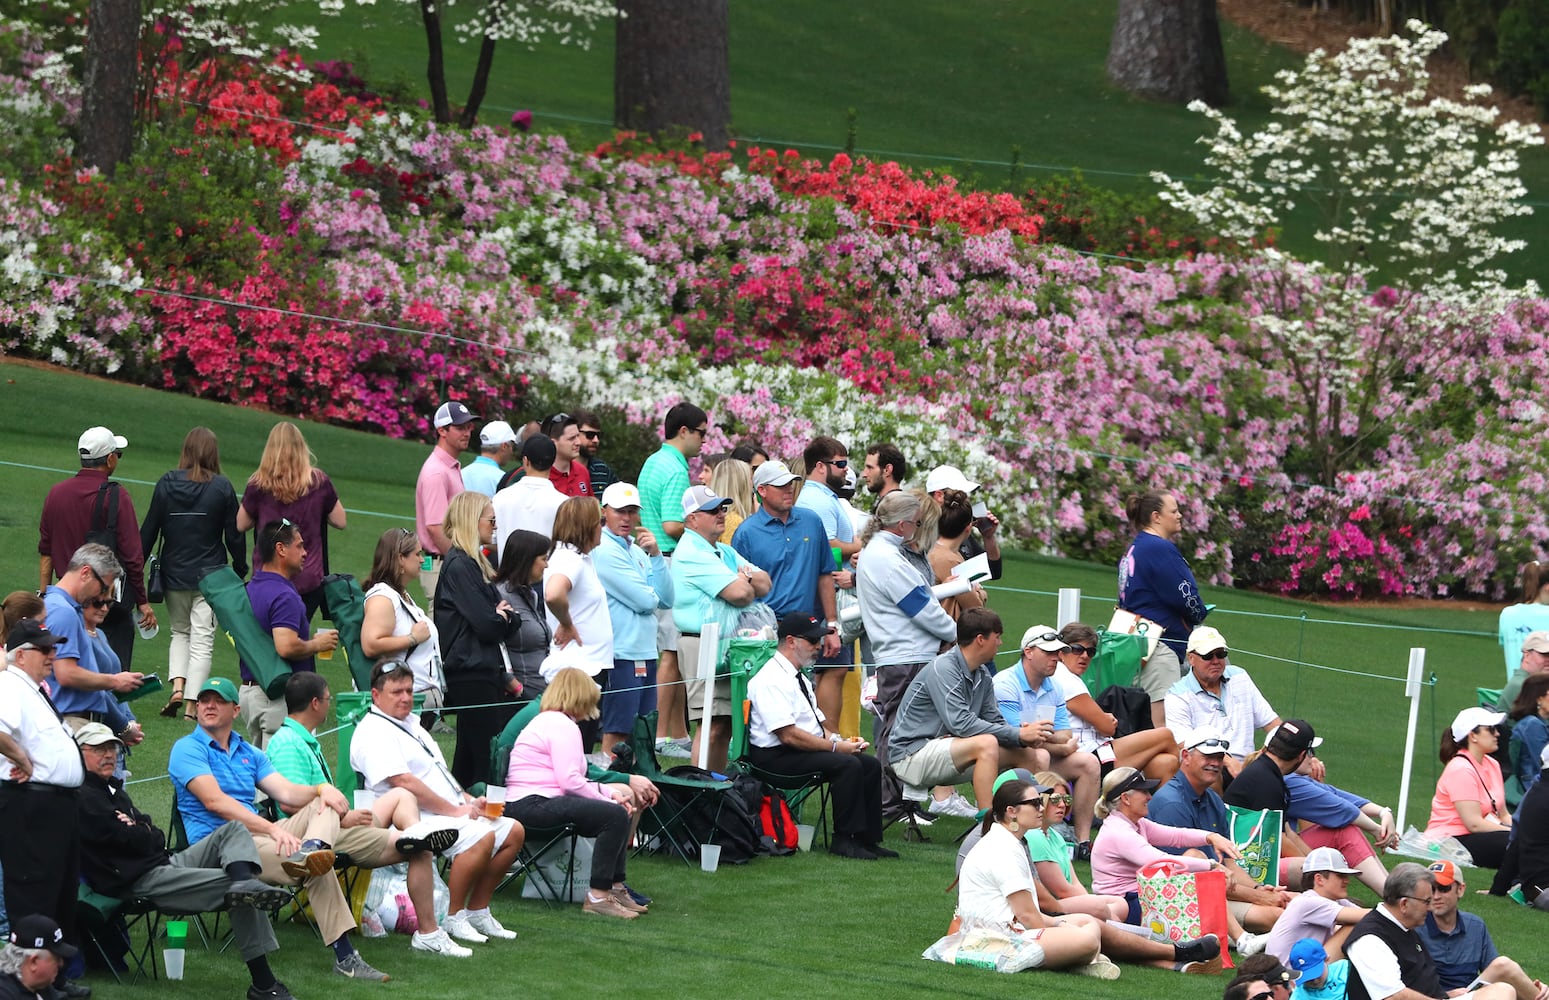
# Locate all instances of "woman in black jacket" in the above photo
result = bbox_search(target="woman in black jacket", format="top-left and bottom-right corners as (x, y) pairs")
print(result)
(140, 427), (247, 720)
(433, 490), (519, 786)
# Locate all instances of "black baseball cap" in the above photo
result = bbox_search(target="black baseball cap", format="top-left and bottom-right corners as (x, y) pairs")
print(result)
(8, 914), (78, 959)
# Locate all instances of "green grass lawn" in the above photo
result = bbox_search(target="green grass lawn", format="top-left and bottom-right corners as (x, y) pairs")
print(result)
(280, 0), (1549, 286)
(2, 358), (1541, 999)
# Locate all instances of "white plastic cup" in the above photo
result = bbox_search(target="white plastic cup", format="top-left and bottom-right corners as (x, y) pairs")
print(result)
(315, 628), (338, 661)
(1034, 704), (1057, 724)
(137, 619), (159, 641)
(795, 824), (816, 852)
(164, 948), (185, 980)
(353, 789), (376, 810)
(699, 843), (721, 872)
(483, 784), (506, 819)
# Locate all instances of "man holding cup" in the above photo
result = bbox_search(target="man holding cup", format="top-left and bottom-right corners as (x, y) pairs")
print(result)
(993, 625), (1101, 857)
(240, 520), (339, 748)
(350, 661), (524, 946)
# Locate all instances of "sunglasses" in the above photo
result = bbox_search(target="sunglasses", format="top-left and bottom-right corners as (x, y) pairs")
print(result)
(1196, 649), (1229, 661)
(1015, 798), (1045, 808)
(88, 599), (113, 609)
(1250, 992), (1275, 1000)
(691, 426), (708, 435)
(1043, 793), (1072, 806)
(827, 458), (849, 469)
(1190, 738), (1232, 752)
(1024, 631), (1061, 647)
(1065, 644), (1096, 657)
(581, 430), (601, 439)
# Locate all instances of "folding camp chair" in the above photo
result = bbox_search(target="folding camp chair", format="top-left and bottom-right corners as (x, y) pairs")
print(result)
(76, 886), (159, 984)
(726, 647), (832, 850)
(622, 712), (735, 864)
(486, 737), (580, 905)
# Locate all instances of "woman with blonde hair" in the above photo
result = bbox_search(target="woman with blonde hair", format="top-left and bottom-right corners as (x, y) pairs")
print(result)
(238, 422), (345, 620)
(505, 667), (651, 919)
(709, 458), (754, 541)
(1026, 771), (1128, 921)
(143, 426), (247, 719)
(434, 491), (517, 785)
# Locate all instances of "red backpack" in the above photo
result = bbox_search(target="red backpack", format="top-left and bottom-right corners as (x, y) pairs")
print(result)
(759, 790), (799, 851)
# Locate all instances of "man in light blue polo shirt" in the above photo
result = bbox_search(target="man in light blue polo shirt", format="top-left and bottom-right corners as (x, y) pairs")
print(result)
(791, 437), (858, 725)
(994, 624), (1100, 853)
(45, 543), (147, 733)
(461, 420), (517, 497)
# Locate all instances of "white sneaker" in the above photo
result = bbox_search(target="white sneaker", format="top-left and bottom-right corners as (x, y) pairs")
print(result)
(411, 928), (472, 958)
(442, 911), (488, 943)
(928, 792), (979, 818)
(463, 908), (517, 940)
(1235, 931), (1268, 956)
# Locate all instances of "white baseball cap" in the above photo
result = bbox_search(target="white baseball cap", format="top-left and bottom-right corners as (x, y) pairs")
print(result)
(925, 465), (978, 494)
(479, 420), (518, 447)
(752, 460), (798, 489)
(601, 483), (642, 509)
(1450, 707), (1506, 742)
(682, 485), (730, 517)
(1020, 625), (1067, 652)
(79, 426), (128, 460)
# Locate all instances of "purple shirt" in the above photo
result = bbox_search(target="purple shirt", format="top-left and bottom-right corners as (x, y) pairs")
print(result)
(239, 473), (339, 594)
(242, 570), (312, 680)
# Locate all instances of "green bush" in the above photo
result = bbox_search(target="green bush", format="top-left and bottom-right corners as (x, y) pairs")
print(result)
(1497, 0), (1549, 114)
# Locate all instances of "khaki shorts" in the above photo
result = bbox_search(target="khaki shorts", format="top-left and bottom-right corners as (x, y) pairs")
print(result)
(893, 737), (974, 789)
(1227, 898), (1252, 924)
(654, 605), (680, 655)
(1137, 641), (1183, 703)
(679, 634), (730, 720)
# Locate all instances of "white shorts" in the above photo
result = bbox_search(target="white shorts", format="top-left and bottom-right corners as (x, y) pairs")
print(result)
(654, 605), (680, 654)
(893, 738), (974, 789)
(405, 814), (518, 858)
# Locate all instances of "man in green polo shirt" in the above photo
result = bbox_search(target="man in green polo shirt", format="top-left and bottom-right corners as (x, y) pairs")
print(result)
(637, 401), (709, 757)
(266, 673), (468, 958)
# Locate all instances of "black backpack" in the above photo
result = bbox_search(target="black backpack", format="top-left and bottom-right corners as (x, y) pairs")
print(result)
(655, 766), (766, 864)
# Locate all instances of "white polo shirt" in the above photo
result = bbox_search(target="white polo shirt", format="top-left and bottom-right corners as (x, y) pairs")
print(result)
(747, 651), (824, 749)
(0, 666), (84, 786)
(492, 476), (566, 558)
(1163, 665), (1277, 758)
(351, 708), (461, 804)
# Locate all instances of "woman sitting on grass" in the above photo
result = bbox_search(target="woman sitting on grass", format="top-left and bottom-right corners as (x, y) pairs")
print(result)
(504, 668), (651, 921)
(1052, 623), (1179, 782)
(953, 778), (1117, 979)
(1024, 770), (1128, 922)
(1428, 707), (1512, 869)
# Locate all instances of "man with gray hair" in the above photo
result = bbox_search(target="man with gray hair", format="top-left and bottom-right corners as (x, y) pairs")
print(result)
(1344, 863), (1516, 1000)
(856, 489), (958, 819)
(0, 914), (77, 1000)
(38, 425), (157, 669)
(43, 544), (146, 736)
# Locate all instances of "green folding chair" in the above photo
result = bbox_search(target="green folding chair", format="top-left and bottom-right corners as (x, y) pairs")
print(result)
(621, 711), (734, 865)
(726, 643), (832, 849)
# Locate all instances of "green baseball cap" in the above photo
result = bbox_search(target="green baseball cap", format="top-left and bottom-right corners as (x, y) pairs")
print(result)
(197, 677), (241, 703)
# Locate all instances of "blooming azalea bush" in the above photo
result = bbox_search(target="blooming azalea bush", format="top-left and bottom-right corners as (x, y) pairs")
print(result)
(2, 17), (1547, 597)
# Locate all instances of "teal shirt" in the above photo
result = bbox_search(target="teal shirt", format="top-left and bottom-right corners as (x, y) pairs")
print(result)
(265, 716), (333, 815)
(638, 443), (690, 555)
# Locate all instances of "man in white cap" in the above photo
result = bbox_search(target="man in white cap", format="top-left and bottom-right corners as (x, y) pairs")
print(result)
(926, 464), (1002, 580)
(993, 625), (1100, 844)
(592, 482), (674, 756)
(38, 425), (157, 670)
(416, 401), (477, 599)
(733, 460), (843, 723)
(461, 420), (518, 497)
(1264, 847), (1371, 965)
(1164, 625), (1281, 780)
(671, 485), (771, 771)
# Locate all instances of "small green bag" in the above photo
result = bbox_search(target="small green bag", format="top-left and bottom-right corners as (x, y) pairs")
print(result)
(1227, 805), (1283, 886)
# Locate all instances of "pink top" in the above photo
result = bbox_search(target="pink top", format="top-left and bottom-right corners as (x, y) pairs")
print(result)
(1090, 812), (1213, 896)
(1426, 753), (1506, 838)
(415, 446), (464, 555)
(505, 710), (614, 803)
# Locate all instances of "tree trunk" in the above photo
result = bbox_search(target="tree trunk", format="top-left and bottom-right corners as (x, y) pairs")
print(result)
(460, 35), (498, 127)
(80, 0), (140, 173)
(1106, 0), (1229, 107)
(419, 0), (452, 124)
(613, 0), (730, 150)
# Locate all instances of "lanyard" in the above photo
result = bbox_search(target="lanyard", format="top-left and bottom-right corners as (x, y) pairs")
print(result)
(367, 708), (464, 798)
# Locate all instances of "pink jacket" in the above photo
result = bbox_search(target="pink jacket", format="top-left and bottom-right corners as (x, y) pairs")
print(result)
(1090, 812), (1212, 896)
(505, 710), (613, 803)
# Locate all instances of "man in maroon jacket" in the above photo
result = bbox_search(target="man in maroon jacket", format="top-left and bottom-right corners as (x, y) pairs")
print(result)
(38, 426), (157, 670)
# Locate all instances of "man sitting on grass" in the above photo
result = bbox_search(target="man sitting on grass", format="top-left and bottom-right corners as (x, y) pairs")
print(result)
(1415, 861), (1547, 1000)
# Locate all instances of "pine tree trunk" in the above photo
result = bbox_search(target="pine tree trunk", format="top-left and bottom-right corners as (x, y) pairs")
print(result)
(1106, 0), (1229, 107)
(613, 0), (730, 150)
(80, 0), (140, 173)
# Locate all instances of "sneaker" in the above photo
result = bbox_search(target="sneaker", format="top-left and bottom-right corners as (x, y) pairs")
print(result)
(225, 878), (291, 910)
(927, 791), (978, 818)
(333, 952), (390, 982)
(609, 887), (648, 913)
(1235, 931), (1268, 956)
(397, 827), (458, 856)
(621, 884), (652, 907)
(411, 928), (472, 958)
(654, 736), (692, 757)
(1072, 840), (1093, 862)
(429, 718), (456, 736)
(582, 893), (639, 919)
(246, 982), (296, 1000)
(1173, 933), (1221, 971)
(463, 909), (517, 940)
(281, 846), (336, 880)
(442, 911), (489, 943)
(1074, 954), (1122, 980)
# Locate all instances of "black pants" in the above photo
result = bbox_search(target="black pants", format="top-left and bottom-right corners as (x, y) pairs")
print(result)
(872, 661), (928, 815)
(0, 783), (80, 948)
(746, 744), (883, 844)
(101, 601), (137, 672)
(504, 794), (630, 891)
(1458, 829), (1511, 869)
(446, 680), (515, 788)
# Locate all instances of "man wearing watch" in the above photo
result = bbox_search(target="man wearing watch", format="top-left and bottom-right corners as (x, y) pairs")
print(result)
(746, 615), (891, 861)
